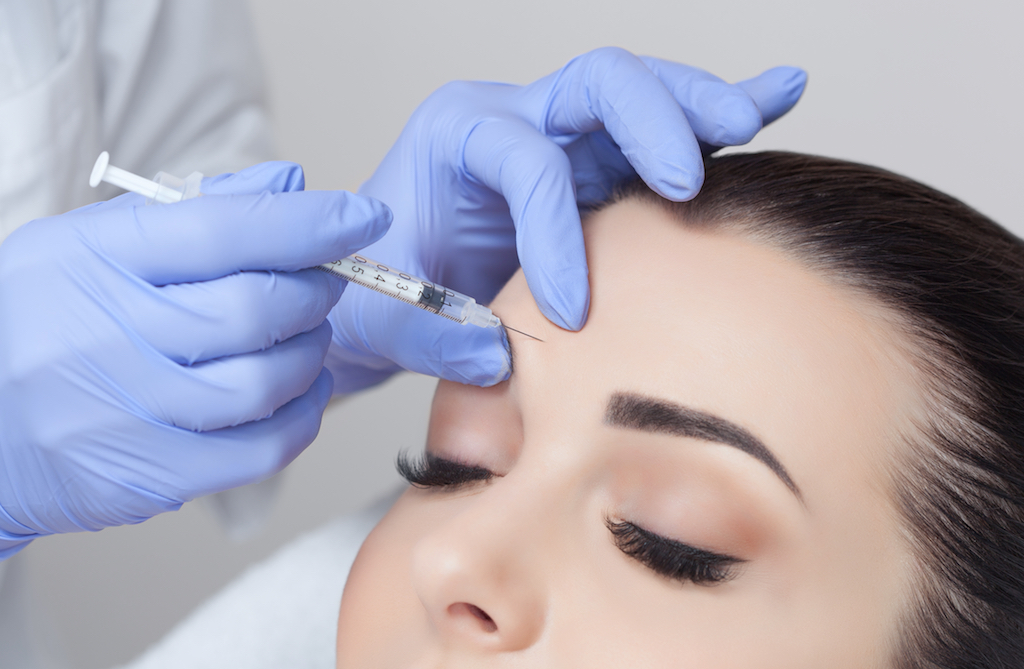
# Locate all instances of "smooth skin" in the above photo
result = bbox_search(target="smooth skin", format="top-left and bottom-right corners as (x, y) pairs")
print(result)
(336, 200), (922, 668)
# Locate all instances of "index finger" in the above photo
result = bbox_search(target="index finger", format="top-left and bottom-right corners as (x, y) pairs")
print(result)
(521, 46), (705, 202)
(89, 188), (392, 286)
(462, 117), (589, 330)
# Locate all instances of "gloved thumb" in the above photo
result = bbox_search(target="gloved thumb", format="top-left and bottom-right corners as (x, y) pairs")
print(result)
(327, 286), (511, 393)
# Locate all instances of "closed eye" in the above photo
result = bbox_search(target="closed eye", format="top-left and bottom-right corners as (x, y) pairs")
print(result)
(397, 454), (741, 586)
(396, 452), (494, 489)
(607, 519), (742, 586)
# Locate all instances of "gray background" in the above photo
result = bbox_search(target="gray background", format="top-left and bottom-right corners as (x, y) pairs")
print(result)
(21, 0), (1024, 666)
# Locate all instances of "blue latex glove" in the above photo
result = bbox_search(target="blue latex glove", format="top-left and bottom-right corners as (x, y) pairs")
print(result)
(327, 48), (807, 391)
(0, 162), (391, 558)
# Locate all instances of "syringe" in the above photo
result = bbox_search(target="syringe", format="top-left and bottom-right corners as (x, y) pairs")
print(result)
(89, 152), (541, 339)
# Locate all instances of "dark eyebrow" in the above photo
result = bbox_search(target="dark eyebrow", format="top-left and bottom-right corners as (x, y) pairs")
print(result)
(605, 392), (801, 499)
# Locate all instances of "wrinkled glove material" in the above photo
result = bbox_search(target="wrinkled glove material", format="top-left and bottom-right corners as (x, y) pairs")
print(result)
(326, 48), (806, 391)
(0, 162), (391, 554)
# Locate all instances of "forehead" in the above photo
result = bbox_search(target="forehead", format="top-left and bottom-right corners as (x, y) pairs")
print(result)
(491, 199), (922, 510)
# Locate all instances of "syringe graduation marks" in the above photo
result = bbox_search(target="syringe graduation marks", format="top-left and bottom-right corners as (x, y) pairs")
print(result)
(316, 256), (542, 340)
(88, 151), (542, 340)
(316, 256), (485, 326)
(318, 257), (451, 318)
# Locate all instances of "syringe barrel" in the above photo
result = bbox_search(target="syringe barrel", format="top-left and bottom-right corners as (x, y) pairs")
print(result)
(151, 171), (203, 204)
(317, 255), (498, 327)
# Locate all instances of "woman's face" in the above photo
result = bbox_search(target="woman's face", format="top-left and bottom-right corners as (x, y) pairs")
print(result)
(336, 200), (921, 668)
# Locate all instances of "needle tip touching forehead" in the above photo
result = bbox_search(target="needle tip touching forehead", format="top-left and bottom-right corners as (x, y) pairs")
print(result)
(503, 325), (544, 342)
(503, 324), (544, 342)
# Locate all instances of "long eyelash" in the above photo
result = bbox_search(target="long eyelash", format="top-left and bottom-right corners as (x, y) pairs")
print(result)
(396, 452), (494, 489)
(606, 519), (742, 586)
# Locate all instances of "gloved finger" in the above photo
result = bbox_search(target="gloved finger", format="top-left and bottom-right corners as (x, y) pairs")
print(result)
(638, 56), (763, 148)
(90, 188), (392, 285)
(563, 129), (636, 208)
(200, 160), (307, 195)
(733, 66), (808, 127)
(160, 367), (336, 498)
(523, 46), (704, 202)
(329, 288), (511, 393)
(122, 268), (345, 365)
(150, 320), (333, 432)
(463, 117), (589, 330)
(70, 190), (147, 215)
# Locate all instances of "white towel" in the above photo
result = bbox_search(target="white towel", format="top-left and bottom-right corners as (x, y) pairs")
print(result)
(117, 490), (399, 669)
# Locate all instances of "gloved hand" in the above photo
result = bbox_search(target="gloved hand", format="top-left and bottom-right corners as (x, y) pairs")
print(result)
(327, 47), (807, 392)
(0, 162), (391, 557)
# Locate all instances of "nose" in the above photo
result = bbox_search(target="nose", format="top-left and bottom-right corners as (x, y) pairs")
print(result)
(411, 502), (547, 652)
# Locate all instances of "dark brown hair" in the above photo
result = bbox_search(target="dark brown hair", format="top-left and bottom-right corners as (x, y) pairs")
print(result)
(607, 152), (1024, 668)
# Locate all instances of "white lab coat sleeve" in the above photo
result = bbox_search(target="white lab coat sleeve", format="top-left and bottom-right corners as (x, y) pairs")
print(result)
(95, 0), (275, 189)
(0, 0), (275, 242)
(115, 492), (398, 669)
(0, 0), (280, 537)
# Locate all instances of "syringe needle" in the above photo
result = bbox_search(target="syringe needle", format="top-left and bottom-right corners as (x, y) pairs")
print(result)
(503, 325), (544, 342)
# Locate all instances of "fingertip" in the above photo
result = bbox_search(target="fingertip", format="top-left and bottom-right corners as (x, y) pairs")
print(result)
(309, 319), (335, 358)
(307, 265), (348, 312)
(308, 367), (335, 411)
(278, 162), (307, 192)
(536, 297), (589, 332)
(272, 366), (334, 448)
(737, 66), (808, 126)
(703, 88), (764, 147)
(555, 49), (706, 203)
(391, 307), (511, 387)
(479, 326), (512, 387)
(368, 195), (394, 234)
(530, 264), (591, 331)
(766, 66), (809, 98)
(321, 366), (335, 397)
(333, 192), (394, 254)
(643, 158), (705, 203)
(329, 271), (348, 306)
(251, 367), (333, 478)
(443, 322), (512, 387)
(517, 209), (592, 330)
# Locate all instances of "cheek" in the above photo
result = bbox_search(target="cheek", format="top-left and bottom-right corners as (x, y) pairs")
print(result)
(336, 494), (430, 666)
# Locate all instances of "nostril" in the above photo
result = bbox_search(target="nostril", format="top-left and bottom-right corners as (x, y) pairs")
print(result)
(467, 604), (496, 631)
(448, 602), (498, 633)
